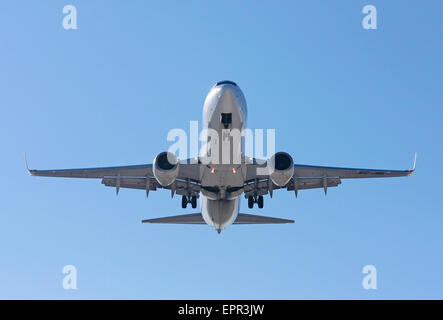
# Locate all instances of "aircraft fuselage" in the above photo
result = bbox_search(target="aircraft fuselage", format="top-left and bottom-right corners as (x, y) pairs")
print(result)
(200, 81), (248, 233)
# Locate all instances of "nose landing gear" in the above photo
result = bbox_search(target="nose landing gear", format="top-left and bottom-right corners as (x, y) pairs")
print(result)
(182, 195), (197, 209)
(248, 195), (264, 209)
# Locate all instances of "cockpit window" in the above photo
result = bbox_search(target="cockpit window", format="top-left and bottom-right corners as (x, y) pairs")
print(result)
(215, 80), (237, 86)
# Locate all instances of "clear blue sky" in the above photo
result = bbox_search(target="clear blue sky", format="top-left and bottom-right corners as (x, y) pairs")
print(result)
(1, 1), (442, 299)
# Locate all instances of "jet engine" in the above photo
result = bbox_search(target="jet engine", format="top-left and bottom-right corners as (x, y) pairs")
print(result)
(268, 152), (294, 187)
(153, 152), (179, 187)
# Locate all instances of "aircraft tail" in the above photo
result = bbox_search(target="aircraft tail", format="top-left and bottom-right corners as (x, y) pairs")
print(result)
(141, 213), (294, 225)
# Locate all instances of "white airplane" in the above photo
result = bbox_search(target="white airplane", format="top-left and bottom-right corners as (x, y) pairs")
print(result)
(27, 81), (416, 233)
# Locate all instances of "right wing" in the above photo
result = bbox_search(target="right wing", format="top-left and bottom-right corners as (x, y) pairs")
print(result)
(244, 153), (416, 197)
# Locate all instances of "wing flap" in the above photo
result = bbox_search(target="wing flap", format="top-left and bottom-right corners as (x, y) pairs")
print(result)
(102, 177), (201, 196)
(102, 177), (158, 191)
(287, 177), (341, 190)
(243, 177), (341, 197)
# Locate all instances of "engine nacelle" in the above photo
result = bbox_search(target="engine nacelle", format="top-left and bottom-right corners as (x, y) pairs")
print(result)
(268, 152), (294, 187)
(153, 152), (179, 187)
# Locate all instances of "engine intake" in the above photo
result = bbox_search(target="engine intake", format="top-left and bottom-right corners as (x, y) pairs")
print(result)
(153, 152), (179, 187)
(268, 152), (294, 187)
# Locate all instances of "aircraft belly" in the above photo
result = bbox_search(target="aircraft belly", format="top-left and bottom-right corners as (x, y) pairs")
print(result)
(201, 196), (239, 231)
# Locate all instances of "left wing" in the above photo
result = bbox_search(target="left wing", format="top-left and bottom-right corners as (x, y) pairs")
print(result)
(27, 163), (154, 179)
(26, 157), (201, 197)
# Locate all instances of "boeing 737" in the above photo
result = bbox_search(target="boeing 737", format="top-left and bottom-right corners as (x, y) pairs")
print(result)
(27, 81), (416, 233)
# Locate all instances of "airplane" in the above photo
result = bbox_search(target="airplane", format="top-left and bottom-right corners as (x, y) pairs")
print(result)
(27, 80), (416, 233)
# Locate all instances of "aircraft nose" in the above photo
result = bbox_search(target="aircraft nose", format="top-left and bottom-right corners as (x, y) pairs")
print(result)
(216, 86), (237, 112)
(215, 80), (237, 87)
(203, 80), (247, 128)
(215, 81), (238, 100)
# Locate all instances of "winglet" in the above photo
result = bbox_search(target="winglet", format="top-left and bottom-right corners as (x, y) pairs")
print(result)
(24, 153), (33, 175)
(413, 152), (417, 170)
(408, 152), (417, 175)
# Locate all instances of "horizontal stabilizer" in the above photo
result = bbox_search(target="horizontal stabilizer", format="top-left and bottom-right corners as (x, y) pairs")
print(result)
(142, 213), (205, 224)
(234, 213), (294, 224)
(142, 213), (294, 225)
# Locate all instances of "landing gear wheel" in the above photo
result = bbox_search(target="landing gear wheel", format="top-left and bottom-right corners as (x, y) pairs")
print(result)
(248, 196), (254, 209)
(257, 195), (264, 209)
(191, 196), (197, 209)
(181, 195), (187, 208)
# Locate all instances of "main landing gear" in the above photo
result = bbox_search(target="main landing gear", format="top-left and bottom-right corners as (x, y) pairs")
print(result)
(182, 195), (197, 209)
(248, 195), (264, 209)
